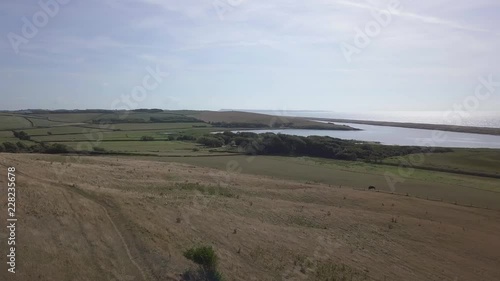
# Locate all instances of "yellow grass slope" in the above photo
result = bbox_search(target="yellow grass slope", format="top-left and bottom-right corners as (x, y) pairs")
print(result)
(0, 153), (499, 281)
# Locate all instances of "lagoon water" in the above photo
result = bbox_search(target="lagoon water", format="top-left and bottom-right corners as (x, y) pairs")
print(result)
(233, 122), (500, 149)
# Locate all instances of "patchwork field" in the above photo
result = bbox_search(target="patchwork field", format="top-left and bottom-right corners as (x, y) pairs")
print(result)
(384, 149), (500, 177)
(140, 155), (500, 209)
(0, 115), (33, 130)
(2, 110), (500, 281)
(0, 153), (499, 281)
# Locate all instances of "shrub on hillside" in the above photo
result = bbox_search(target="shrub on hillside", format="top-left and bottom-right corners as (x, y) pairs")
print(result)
(16, 141), (28, 152)
(12, 131), (31, 141)
(2, 142), (18, 153)
(44, 143), (70, 154)
(177, 135), (197, 141)
(93, 146), (106, 152)
(182, 246), (224, 281)
(140, 136), (155, 141)
(196, 136), (224, 148)
(184, 246), (218, 269)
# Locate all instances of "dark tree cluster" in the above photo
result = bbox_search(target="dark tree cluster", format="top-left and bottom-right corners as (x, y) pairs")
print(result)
(132, 108), (164, 113)
(92, 118), (147, 124)
(149, 116), (202, 123)
(12, 131), (31, 141)
(0, 142), (69, 154)
(174, 135), (197, 141)
(209, 122), (274, 128)
(196, 131), (453, 162)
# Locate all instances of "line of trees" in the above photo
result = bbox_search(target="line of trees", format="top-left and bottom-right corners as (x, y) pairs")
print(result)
(209, 122), (273, 128)
(149, 116), (202, 123)
(0, 142), (69, 154)
(91, 116), (203, 124)
(196, 131), (453, 161)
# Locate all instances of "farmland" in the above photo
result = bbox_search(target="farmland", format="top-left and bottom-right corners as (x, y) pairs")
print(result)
(1, 110), (500, 281)
(140, 155), (500, 209)
(0, 153), (499, 281)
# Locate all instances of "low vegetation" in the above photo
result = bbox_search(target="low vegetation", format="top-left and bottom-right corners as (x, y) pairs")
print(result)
(175, 183), (234, 198)
(183, 246), (224, 281)
(140, 136), (155, 141)
(209, 121), (284, 128)
(13, 130), (31, 140)
(197, 131), (453, 161)
(0, 141), (70, 154)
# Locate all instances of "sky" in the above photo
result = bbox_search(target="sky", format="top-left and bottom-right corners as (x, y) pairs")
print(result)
(0, 0), (499, 112)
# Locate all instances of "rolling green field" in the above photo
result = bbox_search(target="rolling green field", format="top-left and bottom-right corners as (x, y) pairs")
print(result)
(56, 140), (222, 156)
(0, 114), (33, 129)
(136, 155), (500, 208)
(23, 126), (111, 136)
(384, 149), (500, 177)
(1, 110), (500, 210)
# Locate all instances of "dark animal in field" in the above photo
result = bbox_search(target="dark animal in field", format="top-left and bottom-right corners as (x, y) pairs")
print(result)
(368, 186), (376, 190)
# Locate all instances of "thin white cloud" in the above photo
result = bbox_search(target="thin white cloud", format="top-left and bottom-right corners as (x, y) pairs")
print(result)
(174, 39), (279, 52)
(335, 0), (491, 33)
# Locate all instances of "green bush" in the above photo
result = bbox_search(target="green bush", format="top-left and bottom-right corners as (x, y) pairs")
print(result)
(177, 135), (197, 141)
(45, 143), (70, 154)
(184, 246), (218, 269)
(2, 142), (18, 153)
(183, 246), (224, 281)
(16, 141), (28, 151)
(140, 136), (155, 141)
(12, 131), (31, 141)
(196, 136), (224, 148)
(93, 147), (106, 152)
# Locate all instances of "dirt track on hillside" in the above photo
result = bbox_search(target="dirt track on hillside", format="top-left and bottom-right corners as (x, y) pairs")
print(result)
(0, 154), (499, 281)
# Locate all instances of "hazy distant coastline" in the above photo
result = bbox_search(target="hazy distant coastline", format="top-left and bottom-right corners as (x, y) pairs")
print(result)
(308, 118), (500, 136)
(242, 110), (500, 129)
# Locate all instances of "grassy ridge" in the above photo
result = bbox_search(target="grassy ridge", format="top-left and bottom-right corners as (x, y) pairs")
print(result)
(192, 111), (357, 130)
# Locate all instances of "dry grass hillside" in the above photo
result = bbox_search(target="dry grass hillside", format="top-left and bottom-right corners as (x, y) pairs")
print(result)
(0, 153), (499, 281)
(191, 111), (355, 130)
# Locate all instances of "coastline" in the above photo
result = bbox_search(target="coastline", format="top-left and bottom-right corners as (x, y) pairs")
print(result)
(310, 117), (500, 136)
